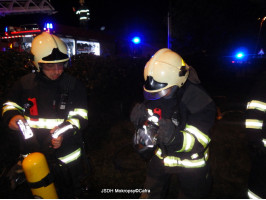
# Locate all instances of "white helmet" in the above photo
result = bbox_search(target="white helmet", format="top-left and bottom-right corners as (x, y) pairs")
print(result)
(143, 48), (189, 100)
(31, 32), (69, 71)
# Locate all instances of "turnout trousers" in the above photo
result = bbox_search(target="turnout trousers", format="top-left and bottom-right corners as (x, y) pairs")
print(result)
(141, 155), (212, 198)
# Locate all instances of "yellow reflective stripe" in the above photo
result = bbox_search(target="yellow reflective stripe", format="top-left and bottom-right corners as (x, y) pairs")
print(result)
(2, 105), (17, 116)
(66, 118), (80, 129)
(155, 148), (208, 168)
(262, 139), (266, 148)
(247, 100), (266, 112)
(248, 189), (262, 199)
(76, 9), (90, 14)
(58, 148), (81, 164)
(3, 101), (24, 111)
(191, 153), (199, 159)
(2, 101), (24, 116)
(68, 108), (88, 120)
(176, 131), (195, 152)
(156, 148), (163, 159)
(245, 119), (263, 129)
(24, 116), (64, 129)
(184, 125), (210, 148)
(204, 147), (209, 161)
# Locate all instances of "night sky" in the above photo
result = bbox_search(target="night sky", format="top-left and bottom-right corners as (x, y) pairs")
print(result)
(50, 0), (168, 30)
(0, 0), (265, 56)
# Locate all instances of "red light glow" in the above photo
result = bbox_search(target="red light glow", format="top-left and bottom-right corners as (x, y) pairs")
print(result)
(10, 29), (41, 35)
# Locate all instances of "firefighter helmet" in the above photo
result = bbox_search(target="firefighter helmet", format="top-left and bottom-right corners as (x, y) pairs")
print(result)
(143, 48), (189, 100)
(31, 32), (69, 71)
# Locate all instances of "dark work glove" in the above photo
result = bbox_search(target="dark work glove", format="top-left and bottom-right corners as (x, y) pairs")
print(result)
(157, 119), (176, 145)
(130, 103), (147, 127)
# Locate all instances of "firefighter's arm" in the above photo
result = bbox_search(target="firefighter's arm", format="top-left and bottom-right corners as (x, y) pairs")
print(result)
(166, 101), (216, 153)
(246, 99), (266, 149)
(8, 115), (25, 131)
(167, 84), (216, 153)
(244, 73), (266, 149)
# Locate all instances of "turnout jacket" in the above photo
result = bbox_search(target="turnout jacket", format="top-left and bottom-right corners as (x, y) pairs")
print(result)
(245, 71), (266, 152)
(146, 80), (216, 169)
(2, 72), (88, 165)
(245, 71), (266, 199)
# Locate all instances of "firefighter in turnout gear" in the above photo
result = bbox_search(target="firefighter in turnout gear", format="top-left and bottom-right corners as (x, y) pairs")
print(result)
(2, 32), (89, 198)
(130, 48), (216, 198)
(245, 70), (266, 199)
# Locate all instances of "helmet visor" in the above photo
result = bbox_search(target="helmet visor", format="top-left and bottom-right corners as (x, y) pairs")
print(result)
(143, 87), (171, 100)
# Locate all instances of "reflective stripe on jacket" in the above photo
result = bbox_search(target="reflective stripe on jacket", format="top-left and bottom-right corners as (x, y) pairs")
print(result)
(58, 148), (82, 164)
(3, 102), (88, 130)
(155, 123), (210, 168)
(177, 124), (211, 153)
(156, 147), (209, 168)
(246, 100), (266, 147)
(1, 73), (88, 165)
(147, 81), (215, 169)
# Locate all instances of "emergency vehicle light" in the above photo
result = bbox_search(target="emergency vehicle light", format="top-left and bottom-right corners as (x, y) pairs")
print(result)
(45, 23), (53, 29)
(1, 34), (36, 39)
(236, 52), (244, 59)
(132, 36), (141, 44)
(10, 29), (41, 35)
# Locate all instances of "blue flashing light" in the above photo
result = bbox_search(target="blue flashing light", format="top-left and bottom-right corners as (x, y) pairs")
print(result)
(132, 36), (141, 44)
(5, 26), (8, 32)
(44, 22), (54, 30)
(236, 52), (244, 59)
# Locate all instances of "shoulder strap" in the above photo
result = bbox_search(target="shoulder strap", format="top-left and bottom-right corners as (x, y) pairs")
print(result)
(181, 83), (212, 114)
(57, 73), (76, 116)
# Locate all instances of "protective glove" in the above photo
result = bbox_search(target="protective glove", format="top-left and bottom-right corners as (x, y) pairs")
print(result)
(130, 103), (148, 127)
(157, 118), (176, 145)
